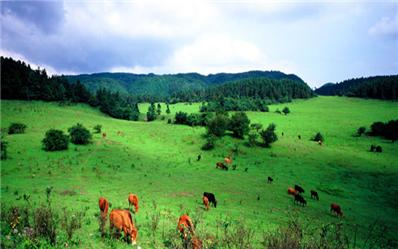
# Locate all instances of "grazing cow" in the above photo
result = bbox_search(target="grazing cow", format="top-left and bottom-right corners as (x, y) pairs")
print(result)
(288, 187), (299, 196)
(224, 156), (232, 165)
(294, 185), (305, 194)
(310, 190), (319, 200)
(203, 192), (217, 207)
(216, 162), (228, 171)
(202, 196), (209, 211)
(267, 176), (273, 184)
(197, 154), (201, 161)
(318, 140), (323, 146)
(98, 197), (109, 219)
(128, 193), (139, 213)
(102, 132), (107, 139)
(330, 203), (343, 217)
(110, 209), (138, 245)
(191, 236), (203, 249)
(177, 214), (195, 239)
(294, 194), (307, 206)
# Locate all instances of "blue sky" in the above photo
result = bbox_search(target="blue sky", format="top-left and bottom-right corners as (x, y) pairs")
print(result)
(1, 0), (397, 87)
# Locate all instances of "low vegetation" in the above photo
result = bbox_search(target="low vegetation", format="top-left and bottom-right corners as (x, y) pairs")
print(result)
(8, 122), (27, 135)
(42, 129), (69, 151)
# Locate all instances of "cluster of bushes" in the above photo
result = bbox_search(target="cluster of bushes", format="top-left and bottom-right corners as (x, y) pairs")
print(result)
(42, 123), (92, 151)
(368, 120), (398, 142)
(199, 97), (270, 112)
(174, 112), (212, 127)
(7, 123), (27, 134)
(275, 106), (290, 115)
(370, 145), (383, 153)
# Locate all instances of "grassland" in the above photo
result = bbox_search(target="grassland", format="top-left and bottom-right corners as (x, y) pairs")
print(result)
(1, 96), (398, 248)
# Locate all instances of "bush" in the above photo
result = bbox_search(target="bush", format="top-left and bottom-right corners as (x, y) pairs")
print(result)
(375, 145), (382, 153)
(282, 107), (290, 115)
(167, 118), (172, 124)
(368, 120), (398, 142)
(248, 132), (258, 147)
(313, 132), (324, 142)
(186, 113), (201, 126)
(8, 123), (27, 134)
(60, 208), (85, 241)
(68, 123), (92, 145)
(201, 134), (216, 151)
(250, 123), (263, 132)
(260, 123), (278, 147)
(175, 111), (188, 125)
(1, 140), (7, 160)
(229, 112), (250, 139)
(357, 126), (366, 136)
(147, 103), (157, 122)
(93, 124), (102, 134)
(207, 114), (230, 137)
(34, 205), (57, 245)
(275, 109), (282, 114)
(370, 144), (376, 152)
(42, 129), (69, 151)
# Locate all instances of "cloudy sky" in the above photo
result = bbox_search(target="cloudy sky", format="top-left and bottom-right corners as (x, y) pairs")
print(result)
(1, 0), (397, 87)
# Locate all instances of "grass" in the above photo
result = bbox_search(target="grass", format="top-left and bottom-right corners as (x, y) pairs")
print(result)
(1, 96), (398, 248)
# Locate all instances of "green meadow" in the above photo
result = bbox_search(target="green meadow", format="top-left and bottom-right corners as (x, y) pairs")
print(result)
(1, 96), (398, 248)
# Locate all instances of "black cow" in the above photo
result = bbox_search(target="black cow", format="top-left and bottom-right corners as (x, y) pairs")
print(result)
(203, 192), (217, 208)
(310, 190), (319, 200)
(294, 185), (305, 194)
(267, 176), (273, 184)
(294, 194), (307, 206)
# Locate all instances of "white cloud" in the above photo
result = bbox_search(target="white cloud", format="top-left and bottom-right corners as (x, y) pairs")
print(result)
(368, 15), (398, 37)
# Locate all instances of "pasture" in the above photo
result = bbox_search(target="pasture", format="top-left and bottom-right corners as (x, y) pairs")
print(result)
(1, 96), (398, 248)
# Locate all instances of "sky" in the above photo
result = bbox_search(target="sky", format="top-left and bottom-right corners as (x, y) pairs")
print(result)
(1, 0), (397, 88)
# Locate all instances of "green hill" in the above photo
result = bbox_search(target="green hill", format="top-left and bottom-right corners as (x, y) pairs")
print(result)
(1, 97), (398, 248)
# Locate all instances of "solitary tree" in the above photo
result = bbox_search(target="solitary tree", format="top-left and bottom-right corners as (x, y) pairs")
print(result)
(166, 103), (171, 114)
(42, 129), (69, 151)
(157, 103), (162, 116)
(68, 123), (92, 145)
(260, 123), (278, 147)
(229, 112), (250, 139)
(206, 114), (230, 137)
(282, 107), (290, 115)
(147, 103), (157, 122)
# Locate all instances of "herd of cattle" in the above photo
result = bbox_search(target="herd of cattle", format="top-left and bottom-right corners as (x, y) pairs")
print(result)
(97, 155), (343, 248)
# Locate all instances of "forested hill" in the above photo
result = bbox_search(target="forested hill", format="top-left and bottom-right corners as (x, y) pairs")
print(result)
(315, 76), (398, 100)
(65, 70), (305, 98)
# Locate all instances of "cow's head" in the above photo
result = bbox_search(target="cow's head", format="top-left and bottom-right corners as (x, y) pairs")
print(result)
(128, 227), (137, 245)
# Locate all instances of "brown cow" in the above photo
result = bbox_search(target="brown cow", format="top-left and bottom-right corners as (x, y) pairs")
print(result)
(177, 214), (195, 239)
(98, 197), (109, 219)
(288, 187), (298, 196)
(102, 132), (107, 139)
(224, 155), (232, 165)
(191, 236), (203, 249)
(128, 193), (139, 213)
(110, 209), (138, 245)
(203, 196), (209, 211)
(216, 162), (228, 171)
(330, 203), (343, 217)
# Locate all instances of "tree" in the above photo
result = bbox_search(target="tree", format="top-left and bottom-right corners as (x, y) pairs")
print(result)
(8, 123), (27, 134)
(201, 134), (216, 150)
(175, 112), (188, 124)
(206, 114), (230, 137)
(248, 132), (258, 147)
(157, 103), (162, 116)
(146, 103), (157, 122)
(68, 123), (92, 145)
(282, 107), (290, 115)
(1, 140), (7, 160)
(250, 123), (263, 132)
(312, 132), (324, 142)
(357, 126), (366, 136)
(260, 123), (278, 147)
(166, 103), (171, 114)
(42, 129), (69, 151)
(229, 112), (250, 139)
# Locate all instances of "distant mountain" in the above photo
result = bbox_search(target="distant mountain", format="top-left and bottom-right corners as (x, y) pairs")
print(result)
(315, 76), (398, 100)
(65, 71), (306, 99)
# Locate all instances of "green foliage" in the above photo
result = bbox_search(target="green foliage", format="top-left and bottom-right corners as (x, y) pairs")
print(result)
(260, 123), (278, 147)
(282, 106), (290, 115)
(313, 132), (324, 142)
(1, 140), (7, 160)
(248, 132), (259, 147)
(206, 113), (230, 137)
(147, 103), (157, 122)
(166, 103), (171, 114)
(250, 123), (263, 132)
(229, 112), (250, 139)
(34, 205), (57, 245)
(174, 111), (188, 124)
(68, 123), (92, 145)
(8, 122), (27, 134)
(357, 126), (366, 136)
(201, 134), (216, 151)
(42, 129), (69, 151)
(157, 103), (162, 116)
(60, 208), (85, 241)
(93, 124), (102, 134)
(369, 120), (398, 142)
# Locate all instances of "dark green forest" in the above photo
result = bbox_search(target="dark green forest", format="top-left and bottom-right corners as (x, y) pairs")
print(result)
(315, 76), (398, 99)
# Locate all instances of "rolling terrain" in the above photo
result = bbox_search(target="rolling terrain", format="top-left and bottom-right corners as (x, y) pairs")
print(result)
(1, 96), (398, 248)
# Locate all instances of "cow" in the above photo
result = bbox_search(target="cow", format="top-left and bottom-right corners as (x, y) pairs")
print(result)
(102, 132), (107, 139)
(197, 154), (201, 161)
(128, 193), (139, 213)
(310, 190), (319, 200)
(109, 209), (138, 245)
(294, 185), (305, 194)
(224, 155), (232, 165)
(98, 197), (109, 218)
(294, 194), (307, 206)
(267, 176), (273, 184)
(177, 214), (195, 239)
(330, 203), (343, 217)
(203, 192), (217, 207)
(216, 162), (228, 171)
(191, 236), (203, 249)
(318, 140), (323, 146)
(288, 187), (298, 196)
(202, 196), (209, 211)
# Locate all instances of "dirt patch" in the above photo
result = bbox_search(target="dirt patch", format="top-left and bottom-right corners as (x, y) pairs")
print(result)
(168, 192), (195, 198)
(59, 189), (78, 196)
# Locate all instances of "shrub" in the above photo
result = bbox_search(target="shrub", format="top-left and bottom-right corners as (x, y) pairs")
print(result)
(147, 103), (157, 122)
(8, 123), (27, 134)
(229, 112), (250, 139)
(93, 124), (102, 134)
(1, 140), (7, 160)
(247, 132), (258, 147)
(60, 208), (85, 241)
(68, 123), (92, 145)
(42, 129), (69, 151)
(260, 123), (278, 147)
(167, 118), (172, 124)
(186, 113), (201, 126)
(201, 134), (216, 151)
(206, 114), (230, 137)
(282, 107), (290, 115)
(375, 145), (382, 153)
(275, 109), (282, 114)
(370, 144), (376, 152)
(175, 111), (188, 124)
(368, 120), (398, 142)
(250, 123), (263, 132)
(34, 205), (57, 245)
(357, 126), (366, 136)
(313, 132), (324, 142)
